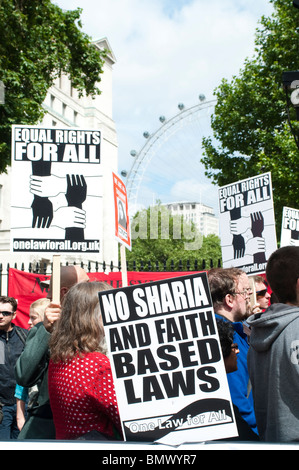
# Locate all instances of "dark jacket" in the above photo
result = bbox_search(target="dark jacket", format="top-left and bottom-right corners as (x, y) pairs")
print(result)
(0, 324), (28, 405)
(215, 314), (258, 436)
(15, 321), (55, 439)
(247, 303), (299, 442)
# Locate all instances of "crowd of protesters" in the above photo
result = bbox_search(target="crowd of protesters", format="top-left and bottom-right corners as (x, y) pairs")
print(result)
(0, 246), (298, 443)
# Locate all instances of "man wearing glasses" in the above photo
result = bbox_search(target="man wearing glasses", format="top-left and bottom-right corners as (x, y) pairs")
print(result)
(0, 296), (28, 440)
(207, 267), (259, 438)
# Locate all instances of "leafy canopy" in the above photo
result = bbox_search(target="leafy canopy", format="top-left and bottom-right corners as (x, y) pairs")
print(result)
(0, 0), (106, 173)
(201, 0), (299, 232)
(126, 204), (221, 271)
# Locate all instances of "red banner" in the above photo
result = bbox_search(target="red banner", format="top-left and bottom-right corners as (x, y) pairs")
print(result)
(8, 268), (200, 329)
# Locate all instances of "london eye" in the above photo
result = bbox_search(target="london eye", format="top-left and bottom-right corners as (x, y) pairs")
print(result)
(122, 96), (217, 216)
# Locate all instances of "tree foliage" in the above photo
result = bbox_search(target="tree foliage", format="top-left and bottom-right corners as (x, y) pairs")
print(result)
(0, 0), (106, 173)
(125, 204), (222, 271)
(201, 0), (299, 232)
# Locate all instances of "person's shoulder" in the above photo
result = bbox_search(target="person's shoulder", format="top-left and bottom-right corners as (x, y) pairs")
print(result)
(14, 324), (29, 333)
(13, 324), (29, 342)
(28, 321), (48, 335)
(22, 321), (50, 346)
(87, 352), (111, 369)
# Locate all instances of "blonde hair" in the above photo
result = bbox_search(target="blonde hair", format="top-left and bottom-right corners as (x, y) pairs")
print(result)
(50, 281), (111, 363)
(30, 297), (50, 320)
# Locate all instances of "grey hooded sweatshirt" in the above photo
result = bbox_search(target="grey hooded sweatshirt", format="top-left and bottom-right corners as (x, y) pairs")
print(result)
(247, 303), (299, 442)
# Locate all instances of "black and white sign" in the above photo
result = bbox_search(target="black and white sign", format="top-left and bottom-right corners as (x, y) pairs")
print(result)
(280, 206), (299, 247)
(98, 273), (238, 445)
(218, 172), (277, 274)
(11, 125), (103, 253)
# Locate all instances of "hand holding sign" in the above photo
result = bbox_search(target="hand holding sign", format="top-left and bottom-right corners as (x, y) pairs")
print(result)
(44, 255), (61, 332)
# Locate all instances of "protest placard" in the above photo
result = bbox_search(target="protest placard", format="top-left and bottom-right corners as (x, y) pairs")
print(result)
(112, 172), (131, 250)
(218, 172), (277, 275)
(10, 125), (103, 254)
(98, 273), (238, 445)
(280, 206), (299, 247)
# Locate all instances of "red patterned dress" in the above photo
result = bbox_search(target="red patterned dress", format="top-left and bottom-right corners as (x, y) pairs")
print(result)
(48, 352), (122, 440)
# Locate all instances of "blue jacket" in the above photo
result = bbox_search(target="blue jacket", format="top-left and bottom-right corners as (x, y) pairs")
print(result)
(215, 314), (258, 435)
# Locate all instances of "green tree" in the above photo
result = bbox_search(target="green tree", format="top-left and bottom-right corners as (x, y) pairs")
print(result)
(0, 0), (106, 173)
(125, 204), (221, 271)
(201, 0), (299, 233)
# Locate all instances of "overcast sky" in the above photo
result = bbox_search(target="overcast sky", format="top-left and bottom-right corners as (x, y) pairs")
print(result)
(54, 0), (274, 214)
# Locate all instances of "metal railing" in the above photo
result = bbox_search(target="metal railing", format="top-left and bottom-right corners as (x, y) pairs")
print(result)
(0, 258), (222, 295)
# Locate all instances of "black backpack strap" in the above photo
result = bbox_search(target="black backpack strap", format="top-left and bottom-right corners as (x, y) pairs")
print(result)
(14, 326), (28, 346)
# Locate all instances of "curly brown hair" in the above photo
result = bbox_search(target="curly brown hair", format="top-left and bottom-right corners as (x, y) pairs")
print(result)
(49, 281), (112, 363)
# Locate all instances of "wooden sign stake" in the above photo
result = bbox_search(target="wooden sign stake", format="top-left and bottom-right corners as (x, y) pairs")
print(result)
(52, 255), (61, 304)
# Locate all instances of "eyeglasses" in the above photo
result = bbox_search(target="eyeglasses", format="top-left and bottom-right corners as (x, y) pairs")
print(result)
(0, 311), (14, 317)
(256, 289), (268, 297)
(233, 288), (252, 298)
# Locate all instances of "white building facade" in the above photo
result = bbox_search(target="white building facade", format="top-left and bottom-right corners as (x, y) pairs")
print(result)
(164, 201), (219, 237)
(0, 38), (119, 271)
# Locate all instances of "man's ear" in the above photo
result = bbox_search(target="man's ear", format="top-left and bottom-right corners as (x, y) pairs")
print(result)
(224, 293), (234, 309)
(60, 286), (69, 300)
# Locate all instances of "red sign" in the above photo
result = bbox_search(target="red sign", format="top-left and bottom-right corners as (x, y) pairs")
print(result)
(112, 172), (131, 250)
(8, 268), (199, 329)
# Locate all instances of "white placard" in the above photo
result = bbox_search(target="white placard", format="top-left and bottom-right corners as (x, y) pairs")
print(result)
(280, 206), (299, 247)
(218, 172), (277, 275)
(98, 273), (238, 445)
(11, 125), (103, 254)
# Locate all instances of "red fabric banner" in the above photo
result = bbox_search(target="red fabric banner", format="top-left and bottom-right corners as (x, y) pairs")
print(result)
(8, 268), (200, 329)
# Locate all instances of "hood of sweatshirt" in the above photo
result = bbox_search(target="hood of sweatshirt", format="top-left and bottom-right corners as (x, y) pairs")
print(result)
(247, 303), (299, 353)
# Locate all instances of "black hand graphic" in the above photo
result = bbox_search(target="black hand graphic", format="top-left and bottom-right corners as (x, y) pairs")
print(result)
(31, 196), (53, 228)
(31, 161), (51, 177)
(31, 162), (53, 228)
(65, 174), (87, 208)
(251, 212), (266, 264)
(65, 174), (87, 242)
(230, 207), (245, 259)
